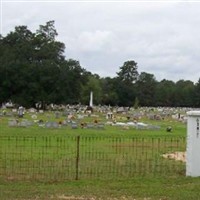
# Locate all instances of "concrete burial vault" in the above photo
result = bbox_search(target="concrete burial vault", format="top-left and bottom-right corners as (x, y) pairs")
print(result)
(186, 111), (200, 177)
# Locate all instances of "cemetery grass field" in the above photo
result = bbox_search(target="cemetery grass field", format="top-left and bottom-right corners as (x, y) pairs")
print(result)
(1, 110), (200, 199)
(1, 177), (200, 200)
(0, 111), (186, 137)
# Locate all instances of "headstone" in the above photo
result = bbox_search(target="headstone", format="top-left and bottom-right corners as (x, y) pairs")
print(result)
(186, 111), (200, 177)
(106, 112), (113, 119)
(45, 121), (52, 128)
(12, 109), (17, 113)
(29, 108), (36, 113)
(52, 121), (59, 128)
(86, 123), (94, 129)
(71, 122), (78, 129)
(19, 120), (28, 127)
(148, 125), (160, 130)
(77, 114), (84, 119)
(8, 119), (18, 127)
(45, 121), (58, 128)
(31, 114), (37, 119)
(96, 123), (105, 129)
(55, 111), (60, 119)
(18, 106), (24, 118)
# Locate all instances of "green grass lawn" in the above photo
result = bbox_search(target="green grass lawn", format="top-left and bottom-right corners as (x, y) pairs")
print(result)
(1, 177), (200, 200)
(0, 110), (199, 200)
(0, 110), (186, 137)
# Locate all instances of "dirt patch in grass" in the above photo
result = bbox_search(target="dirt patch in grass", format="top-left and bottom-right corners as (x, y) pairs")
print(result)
(56, 195), (152, 200)
(162, 152), (186, 162)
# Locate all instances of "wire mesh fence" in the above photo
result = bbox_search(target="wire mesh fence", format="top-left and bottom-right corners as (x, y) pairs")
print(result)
(0, 136), (186, 181)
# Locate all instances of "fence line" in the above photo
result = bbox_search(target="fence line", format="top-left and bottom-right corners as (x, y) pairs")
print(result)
(0, 136), (186, 181)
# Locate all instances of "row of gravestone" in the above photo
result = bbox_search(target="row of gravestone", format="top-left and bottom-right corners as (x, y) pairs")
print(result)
(7, 118), (163, 131)
(2, 106), (198, 124)
(8, 119), (105, 129)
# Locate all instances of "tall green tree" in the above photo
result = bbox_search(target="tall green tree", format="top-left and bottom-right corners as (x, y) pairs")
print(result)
(155, 79), (176, 107)
(57, 59), (87, 104)
(116, 60), (139, 106)
(0, 26), (35, 106)
(34, 20), (65, 64)
(29, 21), (65, 108)
(100, 77), (119, 106)
(117, 60), (139, 84)
(174, 80), (195, 107)
(136, 72), (157, 106)
(0, 21), (65, 107)
(193, 78), (200, 107)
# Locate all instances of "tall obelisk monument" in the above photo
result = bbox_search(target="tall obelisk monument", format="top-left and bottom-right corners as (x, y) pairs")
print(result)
(89, 91), (93, 107)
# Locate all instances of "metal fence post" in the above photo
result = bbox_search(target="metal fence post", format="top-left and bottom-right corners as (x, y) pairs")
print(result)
(75, 135), (80, 180)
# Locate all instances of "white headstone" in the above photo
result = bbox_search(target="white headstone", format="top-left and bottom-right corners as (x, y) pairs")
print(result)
(18, 106), (24, 117)
(186, 111), (200, 177)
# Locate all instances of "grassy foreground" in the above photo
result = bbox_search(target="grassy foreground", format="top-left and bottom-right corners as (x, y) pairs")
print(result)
(1, 177), (200, 200)
(0, 109), (199, 199)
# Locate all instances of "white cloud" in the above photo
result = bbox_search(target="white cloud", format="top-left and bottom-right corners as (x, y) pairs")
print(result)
(1, 1), (200, 83)
(73, 30), (114, 52)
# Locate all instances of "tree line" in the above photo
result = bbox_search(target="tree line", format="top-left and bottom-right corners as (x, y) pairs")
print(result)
(0, 21), (200, 108)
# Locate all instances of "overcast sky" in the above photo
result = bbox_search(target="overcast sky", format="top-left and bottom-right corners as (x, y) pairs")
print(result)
(1, 0), (200, 83)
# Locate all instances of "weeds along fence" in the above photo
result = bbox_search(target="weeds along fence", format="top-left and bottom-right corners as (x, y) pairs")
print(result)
(0, 136), (186, 181)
